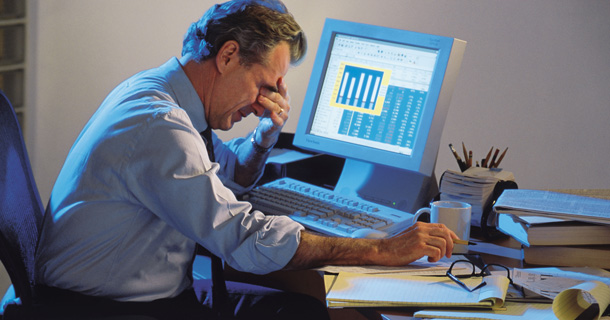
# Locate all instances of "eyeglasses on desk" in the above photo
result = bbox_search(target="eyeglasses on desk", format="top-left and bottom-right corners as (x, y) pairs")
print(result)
(446, 259), (515, 292)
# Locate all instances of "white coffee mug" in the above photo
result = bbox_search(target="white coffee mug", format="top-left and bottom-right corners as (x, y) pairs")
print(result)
(413, 201), (472, 254)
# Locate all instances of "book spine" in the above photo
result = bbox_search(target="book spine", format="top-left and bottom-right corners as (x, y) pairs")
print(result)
(523, 246), (610, 269)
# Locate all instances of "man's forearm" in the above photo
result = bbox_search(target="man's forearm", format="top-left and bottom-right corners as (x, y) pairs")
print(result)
(234, 130), (274, 187)
(284, 222), (458, 270)
(284, 231), (381, 270)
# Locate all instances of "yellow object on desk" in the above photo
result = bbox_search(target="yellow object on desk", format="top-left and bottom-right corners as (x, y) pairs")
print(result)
(326, 272), (510, 308)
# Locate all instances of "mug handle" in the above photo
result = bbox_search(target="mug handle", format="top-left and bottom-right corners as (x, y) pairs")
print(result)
(413, 207), (431, 223)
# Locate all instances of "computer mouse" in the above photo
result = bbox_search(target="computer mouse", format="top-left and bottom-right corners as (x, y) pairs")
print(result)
(350, 228), (388, 239)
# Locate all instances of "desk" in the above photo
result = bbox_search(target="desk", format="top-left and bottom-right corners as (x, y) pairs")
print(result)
(224, 232), (610, 320)
(235, 171), (610, 319)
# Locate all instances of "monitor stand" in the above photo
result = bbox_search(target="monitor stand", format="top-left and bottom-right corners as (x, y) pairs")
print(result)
(333, 158), (438, 214)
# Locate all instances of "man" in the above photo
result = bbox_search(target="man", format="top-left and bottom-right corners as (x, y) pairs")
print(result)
(35, 0), (457, 319)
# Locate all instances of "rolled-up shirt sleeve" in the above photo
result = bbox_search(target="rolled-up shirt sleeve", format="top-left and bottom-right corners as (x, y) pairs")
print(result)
(124, 107), (304, 274)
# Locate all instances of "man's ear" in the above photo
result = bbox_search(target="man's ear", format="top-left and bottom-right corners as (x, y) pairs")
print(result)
(216, 40), (240, 73)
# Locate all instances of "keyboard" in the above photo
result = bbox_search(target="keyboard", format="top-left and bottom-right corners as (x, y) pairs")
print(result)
(245, 177), (416, 238)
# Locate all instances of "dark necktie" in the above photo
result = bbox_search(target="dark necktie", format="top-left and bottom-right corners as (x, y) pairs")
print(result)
(199, 127), (228, 316)
(201, 127), (216, 162)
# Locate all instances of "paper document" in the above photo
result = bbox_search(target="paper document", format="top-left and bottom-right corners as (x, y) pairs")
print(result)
(415, 301), (556, 320)
(553, 281), (609, 320)
(512, 267), (610, 299)
(417, 267), (610, 320)
(513, 266), (610, 320)
(493, 189), (610, 225)
(326, 273), (509, 308)
(417, 282), (610, 320)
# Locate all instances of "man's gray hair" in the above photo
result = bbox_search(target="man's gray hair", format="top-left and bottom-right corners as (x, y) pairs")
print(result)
(182, 0), (307, 67)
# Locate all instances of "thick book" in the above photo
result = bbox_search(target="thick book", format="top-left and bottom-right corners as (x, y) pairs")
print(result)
(497, 213), (610, 246)
(493, 189), (610, 225)
(325, 272), (509, 308)
(523, 245), (610, 269)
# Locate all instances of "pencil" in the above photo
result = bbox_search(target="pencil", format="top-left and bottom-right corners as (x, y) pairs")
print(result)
(449, 143), (467, 171)
(493, 147), (508, 168)
(488, 148), (500, 168)
(449, 143), (462, 162)
(453, 239), (476, 245)
(462, 142), (468, 161)
(483, 146), (494, 168)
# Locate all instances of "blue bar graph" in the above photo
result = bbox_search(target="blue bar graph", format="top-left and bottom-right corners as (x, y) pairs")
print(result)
(336, 65), (384, 110)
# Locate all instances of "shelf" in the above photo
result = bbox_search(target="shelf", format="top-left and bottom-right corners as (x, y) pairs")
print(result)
(0, 0), (26, 131)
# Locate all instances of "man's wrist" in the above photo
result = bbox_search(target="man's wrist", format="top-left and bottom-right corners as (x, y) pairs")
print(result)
(250, 128), (276, 154)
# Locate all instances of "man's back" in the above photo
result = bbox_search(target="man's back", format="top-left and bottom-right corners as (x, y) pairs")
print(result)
(35, 59), (199, 301)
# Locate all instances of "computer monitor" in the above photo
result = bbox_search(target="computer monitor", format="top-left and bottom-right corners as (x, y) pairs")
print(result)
(293, 18), (466, 213)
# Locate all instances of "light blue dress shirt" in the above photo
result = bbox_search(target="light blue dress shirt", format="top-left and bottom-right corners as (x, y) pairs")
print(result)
(35, 58), (304, 302)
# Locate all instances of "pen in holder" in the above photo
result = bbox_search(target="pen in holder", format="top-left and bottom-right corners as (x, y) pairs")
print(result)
(449, 143), (508, 172)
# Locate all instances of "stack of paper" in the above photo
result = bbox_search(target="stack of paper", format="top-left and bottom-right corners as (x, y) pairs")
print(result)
(440, 167), (515, 227)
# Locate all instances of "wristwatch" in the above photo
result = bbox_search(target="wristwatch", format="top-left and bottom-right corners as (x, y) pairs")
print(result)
(250, 128), (275, 154)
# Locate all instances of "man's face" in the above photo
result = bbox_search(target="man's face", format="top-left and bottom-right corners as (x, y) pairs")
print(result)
(208, 42), (291, 130)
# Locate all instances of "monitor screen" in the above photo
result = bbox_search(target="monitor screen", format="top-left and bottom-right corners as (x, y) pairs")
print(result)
(309, 33), (439, 162)
(294, 19), (466, 212)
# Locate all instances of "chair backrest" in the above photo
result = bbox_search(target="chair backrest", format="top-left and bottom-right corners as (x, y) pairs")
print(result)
(0, 89), (44, 307)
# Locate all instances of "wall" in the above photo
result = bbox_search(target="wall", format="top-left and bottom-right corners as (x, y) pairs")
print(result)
(26, 0), (610, 204)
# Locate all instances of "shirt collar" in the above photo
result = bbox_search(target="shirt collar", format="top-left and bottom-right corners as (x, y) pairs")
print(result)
(163, 57), (210, 132)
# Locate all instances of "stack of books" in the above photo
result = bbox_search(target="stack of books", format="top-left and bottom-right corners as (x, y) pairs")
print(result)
(439, 167), (515, 227)
(493, 189), (610, 269)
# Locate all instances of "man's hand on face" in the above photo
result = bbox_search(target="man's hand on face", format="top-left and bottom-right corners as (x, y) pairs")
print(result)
(253, 77), (290, 148)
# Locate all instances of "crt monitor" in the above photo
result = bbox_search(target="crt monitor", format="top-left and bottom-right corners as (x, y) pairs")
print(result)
(293, 18), (466, 213)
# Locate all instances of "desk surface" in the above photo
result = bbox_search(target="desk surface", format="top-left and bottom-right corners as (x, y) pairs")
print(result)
(225, 188), (610, 320)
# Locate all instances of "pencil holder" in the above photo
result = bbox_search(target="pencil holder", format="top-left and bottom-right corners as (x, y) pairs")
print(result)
(439, 167), (518, 240)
